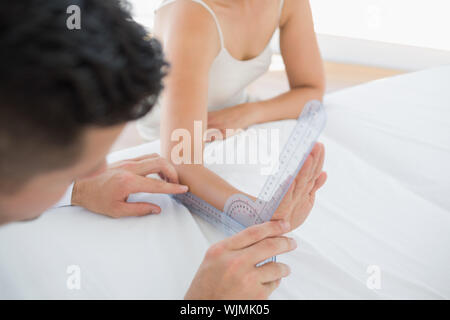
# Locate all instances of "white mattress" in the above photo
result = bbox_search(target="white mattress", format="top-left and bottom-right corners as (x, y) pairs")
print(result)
(1, 66), (449, 299)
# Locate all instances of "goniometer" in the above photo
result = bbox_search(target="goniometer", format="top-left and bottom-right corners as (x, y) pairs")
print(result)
(174, 100), (327, 263)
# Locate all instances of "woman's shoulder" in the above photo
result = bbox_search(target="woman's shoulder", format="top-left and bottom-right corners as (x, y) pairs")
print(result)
(155, 0), (219, 37)
(154, 0), (221, 65)
(279, 0), (310, 27)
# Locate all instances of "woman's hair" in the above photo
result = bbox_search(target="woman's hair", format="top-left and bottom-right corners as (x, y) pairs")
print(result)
(0, 0), (168, 192)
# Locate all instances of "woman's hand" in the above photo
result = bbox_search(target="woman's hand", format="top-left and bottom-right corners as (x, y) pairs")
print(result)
(271, 143), (326, 230)
(72, 154), (189, 218)
(207, 103), (257, 140)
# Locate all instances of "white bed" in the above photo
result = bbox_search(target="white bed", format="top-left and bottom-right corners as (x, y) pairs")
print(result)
(1, 66), (449, 299)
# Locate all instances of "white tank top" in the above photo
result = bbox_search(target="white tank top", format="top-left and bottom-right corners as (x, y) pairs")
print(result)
(137, 0), (285, 141)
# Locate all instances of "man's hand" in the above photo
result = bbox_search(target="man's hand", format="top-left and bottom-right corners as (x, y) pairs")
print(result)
(271, 142), (326, 230)
(71, 153), (188, 218)
(185, 220), (296, 300)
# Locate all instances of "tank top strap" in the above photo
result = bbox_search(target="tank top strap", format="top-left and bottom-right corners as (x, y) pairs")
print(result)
(278, 0), (285, 24)
(156, 0), (225, 48)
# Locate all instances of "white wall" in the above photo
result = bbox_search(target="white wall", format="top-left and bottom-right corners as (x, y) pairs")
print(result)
(310, 0), (450, 51)
(127, 0), (158, 29)
(310, 0), (450, 70)
(127, 0), (450, 70)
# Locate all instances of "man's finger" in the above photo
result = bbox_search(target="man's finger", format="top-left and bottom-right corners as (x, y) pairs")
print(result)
(263, 279), (282, 296)
(227, 220), (290, 250)
(128, 153), (160, 162)
(117, 202), (161, 217)
(257, 262), (291, 284)
(130, 175), (188, 194)
(131, 158), (179, 183)
(245, 236), (297, 264)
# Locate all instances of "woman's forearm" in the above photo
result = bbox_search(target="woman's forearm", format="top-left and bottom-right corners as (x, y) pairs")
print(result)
(165, 86), (323, 211)
(248, 86), (324, 125)
(175, 163), (243, 211)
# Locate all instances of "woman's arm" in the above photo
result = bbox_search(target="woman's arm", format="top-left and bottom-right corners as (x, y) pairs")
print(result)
(156, 2), (241, 211)
(208, 0), (325, 133)
(155, 0), (326, 224)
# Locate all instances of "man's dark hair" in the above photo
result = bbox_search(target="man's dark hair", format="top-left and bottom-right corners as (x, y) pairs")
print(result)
(0, 0), (167, 192)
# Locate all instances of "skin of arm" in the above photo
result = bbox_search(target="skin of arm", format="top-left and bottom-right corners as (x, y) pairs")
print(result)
(156, 1), (326, 219)
(207, 0), (326, 134)
(156, 2), (242, 211)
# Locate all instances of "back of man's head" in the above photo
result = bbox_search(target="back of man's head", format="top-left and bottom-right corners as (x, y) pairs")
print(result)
(0, 0), (166, 219)
(0, 0), (166, 191)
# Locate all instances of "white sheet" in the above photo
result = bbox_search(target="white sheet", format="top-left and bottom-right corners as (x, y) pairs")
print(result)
(1, 66), (449, 299)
